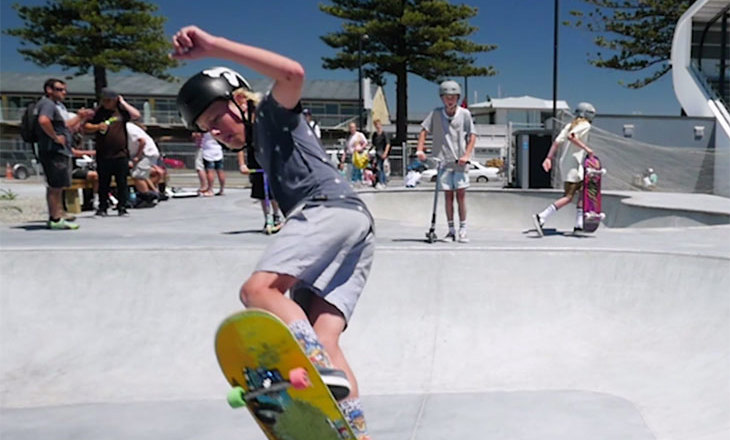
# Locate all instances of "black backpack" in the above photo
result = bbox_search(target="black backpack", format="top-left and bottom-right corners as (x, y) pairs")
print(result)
(20, 100), (39, 144)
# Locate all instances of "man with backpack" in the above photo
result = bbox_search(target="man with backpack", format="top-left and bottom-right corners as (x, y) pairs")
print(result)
(32, 78), (93, 230)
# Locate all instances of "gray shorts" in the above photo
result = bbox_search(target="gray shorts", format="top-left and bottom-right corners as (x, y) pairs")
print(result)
(254, 205), (374, 324)
(131, 155), (158, 180)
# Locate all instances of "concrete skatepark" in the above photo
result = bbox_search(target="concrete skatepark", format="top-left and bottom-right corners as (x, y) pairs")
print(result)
(1, 182), (728, 440)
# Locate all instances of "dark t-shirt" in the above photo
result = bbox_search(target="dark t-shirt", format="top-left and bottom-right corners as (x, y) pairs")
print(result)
(371, 131), (389, 156)
(253, 93), (372, 223)
(91, 106), (131, 160)
(35, 97), (72, 157)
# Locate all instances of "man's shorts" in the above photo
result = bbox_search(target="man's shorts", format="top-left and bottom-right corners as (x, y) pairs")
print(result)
(564, 181), (583, 198)
(440, 169), (469, 191)
(203, 158), (223, 170)
(39, 151), (72, 188)
(131, 156), (158, 180)
(249, 172), (273, 200)
(255, 205), (375, 324)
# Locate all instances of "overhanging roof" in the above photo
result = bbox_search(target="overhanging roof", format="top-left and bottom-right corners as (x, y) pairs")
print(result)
(470, 95), (570, 111)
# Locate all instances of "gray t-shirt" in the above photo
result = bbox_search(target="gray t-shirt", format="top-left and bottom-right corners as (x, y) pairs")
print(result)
(254, 93), (373, 223)
(35, 96), (72, 157)
(421, 106), (475, 171)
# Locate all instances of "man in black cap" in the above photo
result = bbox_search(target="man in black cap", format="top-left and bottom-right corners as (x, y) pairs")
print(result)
(84, 88), (141, 216)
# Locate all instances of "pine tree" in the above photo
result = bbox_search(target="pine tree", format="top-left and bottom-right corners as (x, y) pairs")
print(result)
(4, 0), (178, 98)
(320, 0), (496, 144)
(566, 0), (691, 88)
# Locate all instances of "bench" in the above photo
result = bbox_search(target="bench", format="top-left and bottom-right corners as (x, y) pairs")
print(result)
(63, 176), (136, 214)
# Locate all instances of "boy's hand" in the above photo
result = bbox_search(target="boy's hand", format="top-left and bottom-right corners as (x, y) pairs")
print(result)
(542, 157), (552, 172)
(457, 155), (469, 166)
(239, 164), (250, 175)
(171, 26), (219, 60)
(416, 150), (426, 162)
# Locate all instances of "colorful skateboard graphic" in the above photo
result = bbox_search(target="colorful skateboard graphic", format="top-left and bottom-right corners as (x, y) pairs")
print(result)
(215, 309), (356, 440)
(582, 155), (606, 233)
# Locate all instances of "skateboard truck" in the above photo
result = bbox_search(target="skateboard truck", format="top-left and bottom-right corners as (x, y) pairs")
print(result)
(227, 367), (311, 409)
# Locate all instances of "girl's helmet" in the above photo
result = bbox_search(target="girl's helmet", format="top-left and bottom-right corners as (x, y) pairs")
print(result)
(439, 80), (461, 97)
(575, 102), (596, 121)
(176, 67), (252, 131)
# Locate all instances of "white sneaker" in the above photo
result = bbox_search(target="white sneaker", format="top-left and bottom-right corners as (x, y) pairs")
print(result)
(532, 214), (544, 237)
(317, 367), (351, 400)
(458, 229), (469, 243)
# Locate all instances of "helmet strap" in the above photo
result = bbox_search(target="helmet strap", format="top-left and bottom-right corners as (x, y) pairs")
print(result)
(219, 97), (252, 152)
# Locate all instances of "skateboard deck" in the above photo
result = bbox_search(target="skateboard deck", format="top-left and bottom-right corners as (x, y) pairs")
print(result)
(215, 309), (356, 440)
(170, 187), (199, 198)
(582, 155), (606, 233)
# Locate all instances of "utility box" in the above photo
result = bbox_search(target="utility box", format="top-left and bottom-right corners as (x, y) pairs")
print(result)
(513, 129), (553, 189)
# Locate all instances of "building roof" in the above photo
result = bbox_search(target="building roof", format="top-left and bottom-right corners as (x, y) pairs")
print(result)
(0, 71), (372, 101)
(470, 95), (570, 111)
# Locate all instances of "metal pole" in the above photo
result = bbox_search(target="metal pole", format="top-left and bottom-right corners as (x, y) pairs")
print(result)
(552, 0), (559, 123)
(720, 12), (727, 102)
(358, 34), (369, 130)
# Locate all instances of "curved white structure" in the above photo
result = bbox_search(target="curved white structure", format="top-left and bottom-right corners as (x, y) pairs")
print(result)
(671, 0), (730, 196)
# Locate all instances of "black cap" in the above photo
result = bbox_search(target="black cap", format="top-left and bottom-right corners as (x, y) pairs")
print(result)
(101, 87), (118, 99)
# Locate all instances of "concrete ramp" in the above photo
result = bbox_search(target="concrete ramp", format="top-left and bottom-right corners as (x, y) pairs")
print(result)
(1, 246), (728, 439)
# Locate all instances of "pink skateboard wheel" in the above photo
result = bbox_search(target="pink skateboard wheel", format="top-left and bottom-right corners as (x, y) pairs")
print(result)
(289, 367), (311, 390)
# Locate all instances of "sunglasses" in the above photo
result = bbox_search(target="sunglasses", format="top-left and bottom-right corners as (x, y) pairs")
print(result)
(53, 87), (67, 92)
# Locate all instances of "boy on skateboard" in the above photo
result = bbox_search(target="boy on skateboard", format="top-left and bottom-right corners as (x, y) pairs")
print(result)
(532, 102), (596, 236)
(173, 26), (374, 439)
(416, 80), (476, 243)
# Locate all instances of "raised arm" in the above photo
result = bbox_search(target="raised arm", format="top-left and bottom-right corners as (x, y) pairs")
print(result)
(171, 26), (304, 109)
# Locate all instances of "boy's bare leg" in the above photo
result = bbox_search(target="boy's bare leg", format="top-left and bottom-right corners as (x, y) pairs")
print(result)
(309, 295), (369, 439)
(444, 190), (455, 222)
(309, 296), (359, 397)
(456, 188), (467, 222)
(240, 272), (306, 323)
(553, 193), (574, 210)
(240, 271), (336, 370)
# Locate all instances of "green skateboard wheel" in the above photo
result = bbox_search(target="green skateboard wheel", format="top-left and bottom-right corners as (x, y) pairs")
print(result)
(227, 386), (247, 408)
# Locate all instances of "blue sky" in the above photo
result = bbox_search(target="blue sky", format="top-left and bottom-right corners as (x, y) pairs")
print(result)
(1, 0), (680, 116)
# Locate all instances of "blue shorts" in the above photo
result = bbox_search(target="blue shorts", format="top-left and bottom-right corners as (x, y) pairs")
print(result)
(203, 159), (223, 170)
(440, 169), (469, 191)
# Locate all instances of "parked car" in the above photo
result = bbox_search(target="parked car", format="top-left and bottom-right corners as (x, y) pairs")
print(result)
(162, 157), (185, 169)
(420, 161), (501, 183)
(0, 149), (39, 180)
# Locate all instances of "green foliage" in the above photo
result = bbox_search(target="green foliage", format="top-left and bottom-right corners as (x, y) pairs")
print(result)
(565, 0), (691, 88)
(319, 0), (496, 142)
(0, 188), (18, 201)
(4, 0), (178, 96)
(320, 0), (495, 83)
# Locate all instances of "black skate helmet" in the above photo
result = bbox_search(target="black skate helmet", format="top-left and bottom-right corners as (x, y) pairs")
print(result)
(176, 66), (252, 131)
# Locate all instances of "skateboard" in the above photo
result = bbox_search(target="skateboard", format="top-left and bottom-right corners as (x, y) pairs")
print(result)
(582, 155), (606, 233)
(169, 187), (200, 198)
(250, 169), (281, 235)
(215, 309), (357, 440)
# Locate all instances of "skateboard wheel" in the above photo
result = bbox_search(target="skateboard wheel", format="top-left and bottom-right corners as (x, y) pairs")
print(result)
(289, 367), (311, 390)
(227, 386), (247, 408)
